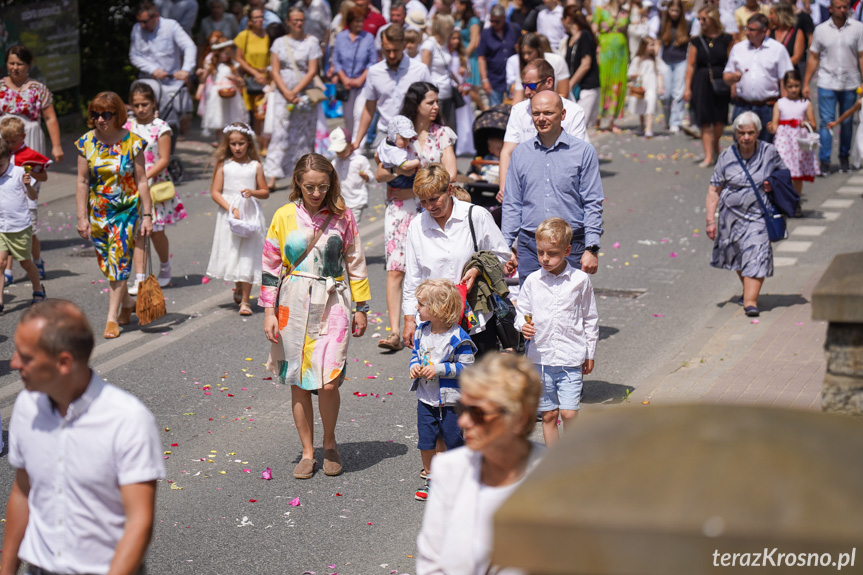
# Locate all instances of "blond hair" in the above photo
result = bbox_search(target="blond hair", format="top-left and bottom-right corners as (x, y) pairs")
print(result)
(535, 217), (572, 248)
(460, 353), (541, 438)
(0, 116), (25, 141)
(416, 278), (463, 327)
(432, 13), (456, 44)
(698, 6), (724, 33)
(413, 163), (451, 199)
(450, 184), (471, 203)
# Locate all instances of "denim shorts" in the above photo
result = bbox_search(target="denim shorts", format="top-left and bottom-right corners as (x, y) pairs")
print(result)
(416, 401), (464, 450)
(538, 365), (583, 411)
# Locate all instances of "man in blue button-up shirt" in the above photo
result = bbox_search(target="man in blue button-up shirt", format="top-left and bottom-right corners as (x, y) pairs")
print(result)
(502, 91), (604, 285)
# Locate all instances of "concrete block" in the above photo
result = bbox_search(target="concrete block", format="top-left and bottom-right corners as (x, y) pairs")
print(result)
(825, 324), (863, 377)
(812, 252), (863, 323)
(822, 373), (863, 415)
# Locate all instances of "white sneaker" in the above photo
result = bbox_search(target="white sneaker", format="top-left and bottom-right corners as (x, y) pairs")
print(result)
(157, 263), (171, 287)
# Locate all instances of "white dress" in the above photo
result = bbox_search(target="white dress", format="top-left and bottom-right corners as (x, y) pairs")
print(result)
(628, 56), (663, 116)
(203, 62), (246, 131)
(206, 159), (266, 283)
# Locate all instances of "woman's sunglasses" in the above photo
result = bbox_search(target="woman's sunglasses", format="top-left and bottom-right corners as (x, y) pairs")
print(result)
(455, 400), (506, 424)
(90, 111), (115, 121)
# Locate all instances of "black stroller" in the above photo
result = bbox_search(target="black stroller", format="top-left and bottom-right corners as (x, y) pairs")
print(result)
(463, 104), (511, 211)
(133, 79), (188, 183)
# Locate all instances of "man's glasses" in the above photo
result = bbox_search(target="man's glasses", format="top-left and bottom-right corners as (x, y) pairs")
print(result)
(137, 13), (155, 25)
(522, 82), (540, 90)
(90, 111), (115, 121)
(302, 183), (330, 193)
(455, 400), (506, 424)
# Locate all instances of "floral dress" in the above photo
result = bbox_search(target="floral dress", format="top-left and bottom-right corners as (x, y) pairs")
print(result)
(124, 118), (188, 230)
(0, 79), (53, 156)
(773, 97), (819, 182)
(384, 123), (457, 272)
(261, 202), (371, 390)
(75, 131), (146, 281)
(263, 35), (322, 180)
(593, 7), (630, 120)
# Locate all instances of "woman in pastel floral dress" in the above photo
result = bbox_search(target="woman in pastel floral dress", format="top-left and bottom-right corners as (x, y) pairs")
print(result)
(374, 82), (458, 352)
(75, 92), (151, 339)
(126, 82), (188, 294)
(262, 153), (370, 480)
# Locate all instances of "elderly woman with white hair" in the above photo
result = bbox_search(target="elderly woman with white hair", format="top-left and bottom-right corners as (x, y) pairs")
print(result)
(416, 352), (545, 575)
(706, 111), (787, 318)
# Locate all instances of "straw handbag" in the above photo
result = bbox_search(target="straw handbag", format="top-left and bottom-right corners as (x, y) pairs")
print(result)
(135, 237), (167, 325)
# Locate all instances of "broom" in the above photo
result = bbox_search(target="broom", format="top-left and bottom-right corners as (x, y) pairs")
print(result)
(136, 236), (166, 325)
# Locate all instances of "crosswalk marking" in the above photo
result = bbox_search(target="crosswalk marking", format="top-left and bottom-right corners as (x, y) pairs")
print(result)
(790, 225), (826, 236)
(845, 175), (863, 185)
(774, 257), (798, 267)
(777, 241), (813, 252)
(820, 199), (854, 209)
(835, 186), (863, 195)
(819, 212), (841, 221)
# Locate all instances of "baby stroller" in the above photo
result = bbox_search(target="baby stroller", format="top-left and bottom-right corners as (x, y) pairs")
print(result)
(463, 104), (511, 211)
(134, 79), (188, 184)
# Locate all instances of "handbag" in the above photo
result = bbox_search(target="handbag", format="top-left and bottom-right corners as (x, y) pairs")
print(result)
(335, 80), (351, 102)
(629, 83), (646, 98)
(218, 86), (238, 98)
(284, 39), (327, 105)
(150, 180), (175, 204)
(227, 195), (263, 238)
(732, 146), (787, 242)
(699, 36), (731, 96)
(135, 237), (167, 326)
(466, 205), (520, 349)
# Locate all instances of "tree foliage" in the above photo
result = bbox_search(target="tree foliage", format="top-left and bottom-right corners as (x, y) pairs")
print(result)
(78, 0), (139, 102)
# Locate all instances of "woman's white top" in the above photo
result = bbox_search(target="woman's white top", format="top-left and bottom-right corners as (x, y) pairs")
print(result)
(421, 36), (454, 98)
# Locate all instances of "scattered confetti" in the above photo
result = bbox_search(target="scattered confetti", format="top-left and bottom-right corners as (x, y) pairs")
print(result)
(290, 497), (301, 507)
(262, 468), (273, 480)
(669, 252), (678, 258)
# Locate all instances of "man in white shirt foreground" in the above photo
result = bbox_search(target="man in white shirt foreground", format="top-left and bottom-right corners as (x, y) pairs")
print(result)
(723, 12), (794, 142)
(497, 58), (587, 202)
(2, 300), (165, 575)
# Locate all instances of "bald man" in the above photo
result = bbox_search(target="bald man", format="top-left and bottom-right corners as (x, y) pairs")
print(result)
(501, 91), (604, 285)
(3, 300), (164, 575)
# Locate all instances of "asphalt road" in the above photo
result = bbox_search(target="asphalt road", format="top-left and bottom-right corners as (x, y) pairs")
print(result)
(0, 121), (860, 574)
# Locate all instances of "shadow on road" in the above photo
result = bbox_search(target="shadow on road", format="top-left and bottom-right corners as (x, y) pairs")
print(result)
(717, 293), (808, 311)
(314, 440), (410, 473)
(583, 380), (635, 405)
(599, 325), (619, 340)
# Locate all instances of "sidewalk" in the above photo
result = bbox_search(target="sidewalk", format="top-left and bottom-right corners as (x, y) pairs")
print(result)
(632, 267), (826, 411)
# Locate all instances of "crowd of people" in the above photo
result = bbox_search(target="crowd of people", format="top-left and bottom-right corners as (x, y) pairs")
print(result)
(2, 0), (863, 572)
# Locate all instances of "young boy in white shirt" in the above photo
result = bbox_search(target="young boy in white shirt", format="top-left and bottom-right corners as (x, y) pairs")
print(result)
(0, 138), (45, 313)
(328, 127), (371, 222)
(515, 217), (598, 446)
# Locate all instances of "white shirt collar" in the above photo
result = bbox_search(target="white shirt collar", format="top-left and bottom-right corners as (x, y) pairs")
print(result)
(421, 197), (469, 232)
(539, 261), (575, 280)
(41, 370), (105, 423)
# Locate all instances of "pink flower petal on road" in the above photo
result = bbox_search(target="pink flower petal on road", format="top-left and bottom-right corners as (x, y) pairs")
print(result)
(751, 319), (760, 324)
(201, 277), (210, 284)
(652, 314), (665, 317)
(669, 252), (678, 258)
(261, 467), (273, 480)
(290, 497), (301, 507)
(612, 242), (620, 248)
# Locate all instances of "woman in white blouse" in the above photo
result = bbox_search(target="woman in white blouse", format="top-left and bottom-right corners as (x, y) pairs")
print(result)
(421, 14), (458, 132)
(416, 352), (545, 575)
(402, 163), (510, 356)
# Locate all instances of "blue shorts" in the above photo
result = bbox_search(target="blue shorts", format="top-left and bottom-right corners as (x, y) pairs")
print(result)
(537, 365), (583, 411)
(416, 402), (464, 451)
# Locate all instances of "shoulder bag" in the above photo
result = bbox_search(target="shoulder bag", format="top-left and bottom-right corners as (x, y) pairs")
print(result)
(699, 35), (731, 96)
(466, 205), (520, 349)
(150, 179), (176, 204)
(732, 146), (787, 242)
(284, 38), (327, 104)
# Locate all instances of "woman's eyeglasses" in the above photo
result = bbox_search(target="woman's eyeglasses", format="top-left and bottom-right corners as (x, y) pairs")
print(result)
(455, 400), (506, 424)
(90, 111), (115, 121)
(302, 183), (330, 193)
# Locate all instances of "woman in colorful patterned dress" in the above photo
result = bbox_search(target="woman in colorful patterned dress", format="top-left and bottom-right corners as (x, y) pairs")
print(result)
(75, 92), (152, 339)
(592, 0), (630, 132)
(126, 82), (188, 295)
(262, 153), (370, 480)
(0, 45), (64, 162)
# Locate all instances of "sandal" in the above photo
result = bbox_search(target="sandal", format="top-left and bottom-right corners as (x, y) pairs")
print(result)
(323, 448), (343, 476)
(378, 333), (404, 351)
(118, 306), (135, 326)
(293, 458), (317, 479)
(30, 289), (46, 306)
(420, 468), (430, 480)
(104, 321), (120, 339)
(239, 302), (253, 316)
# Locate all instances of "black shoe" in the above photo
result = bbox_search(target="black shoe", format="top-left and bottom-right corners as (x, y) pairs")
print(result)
(819, 161), (831, 176)
(744, 306), (760, 317)
(840, 157), (851, 173)
(793, 203), (804, 218)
